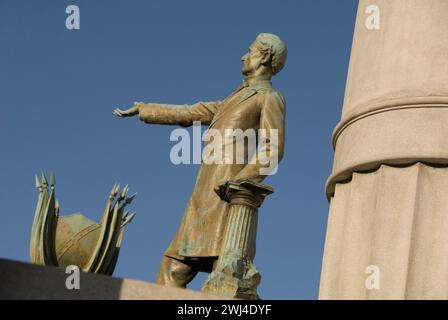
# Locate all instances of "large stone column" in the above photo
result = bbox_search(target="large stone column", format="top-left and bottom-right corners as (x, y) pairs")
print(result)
(202, 180), (273, 300)
(320, 0), (448, 299)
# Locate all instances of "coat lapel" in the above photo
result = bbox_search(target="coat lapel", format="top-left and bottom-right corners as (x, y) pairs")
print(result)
(236, 88), (258, 105)
(208, 80), (271, 128)
(209, 89), (257, 128)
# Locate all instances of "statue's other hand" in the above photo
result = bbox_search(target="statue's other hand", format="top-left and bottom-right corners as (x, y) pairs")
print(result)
(113, 105), (139, 118)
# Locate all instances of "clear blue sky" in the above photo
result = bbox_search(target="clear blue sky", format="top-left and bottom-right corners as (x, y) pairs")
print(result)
(0, 0), (358, 299)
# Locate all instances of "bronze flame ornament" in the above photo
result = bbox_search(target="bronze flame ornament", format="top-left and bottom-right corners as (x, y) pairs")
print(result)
(30, 172), (136, 275)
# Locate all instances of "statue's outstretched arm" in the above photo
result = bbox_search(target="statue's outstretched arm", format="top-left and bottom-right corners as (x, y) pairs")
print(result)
(114, 101), (221, 126)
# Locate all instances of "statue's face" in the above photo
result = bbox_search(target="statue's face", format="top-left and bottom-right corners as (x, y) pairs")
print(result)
(241, 41), (267, 76)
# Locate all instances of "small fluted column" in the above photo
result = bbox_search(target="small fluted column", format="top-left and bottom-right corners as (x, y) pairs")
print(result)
(202, 180), (273, 300)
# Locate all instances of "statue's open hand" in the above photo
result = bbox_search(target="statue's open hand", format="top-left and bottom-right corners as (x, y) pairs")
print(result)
(113, 102), (142, 117)
(113, 106), (138, 117)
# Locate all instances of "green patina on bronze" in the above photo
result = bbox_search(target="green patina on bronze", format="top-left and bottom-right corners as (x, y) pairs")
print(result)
(30, 172), (136, 275)
(112, 33), (287, 298)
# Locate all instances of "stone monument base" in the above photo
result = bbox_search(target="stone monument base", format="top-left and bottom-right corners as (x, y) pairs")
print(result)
(0, 258), (227, 300)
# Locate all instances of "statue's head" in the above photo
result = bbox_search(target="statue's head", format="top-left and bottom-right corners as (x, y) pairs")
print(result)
(241, 33), (287, 78)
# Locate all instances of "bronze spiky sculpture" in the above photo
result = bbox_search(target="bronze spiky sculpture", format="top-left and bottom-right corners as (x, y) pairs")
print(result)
(30, 172), (136, 275)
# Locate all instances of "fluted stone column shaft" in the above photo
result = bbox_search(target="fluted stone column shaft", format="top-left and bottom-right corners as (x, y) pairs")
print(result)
(320, 0), (448, 299)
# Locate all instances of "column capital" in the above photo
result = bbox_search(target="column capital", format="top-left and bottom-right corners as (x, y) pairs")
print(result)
(215, 180), (274, 209)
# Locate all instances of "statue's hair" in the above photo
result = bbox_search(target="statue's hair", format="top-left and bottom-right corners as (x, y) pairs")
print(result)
(255, 33), (288, 75)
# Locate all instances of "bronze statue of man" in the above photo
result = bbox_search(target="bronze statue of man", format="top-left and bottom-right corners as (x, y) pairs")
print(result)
(114, 33), (287, 289)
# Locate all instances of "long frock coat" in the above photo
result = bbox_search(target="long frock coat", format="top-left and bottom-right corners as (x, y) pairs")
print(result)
(137, 79), (285, 259)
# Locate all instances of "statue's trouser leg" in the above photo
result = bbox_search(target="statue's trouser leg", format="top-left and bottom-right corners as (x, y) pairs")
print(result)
(155, 255), (203, 288)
